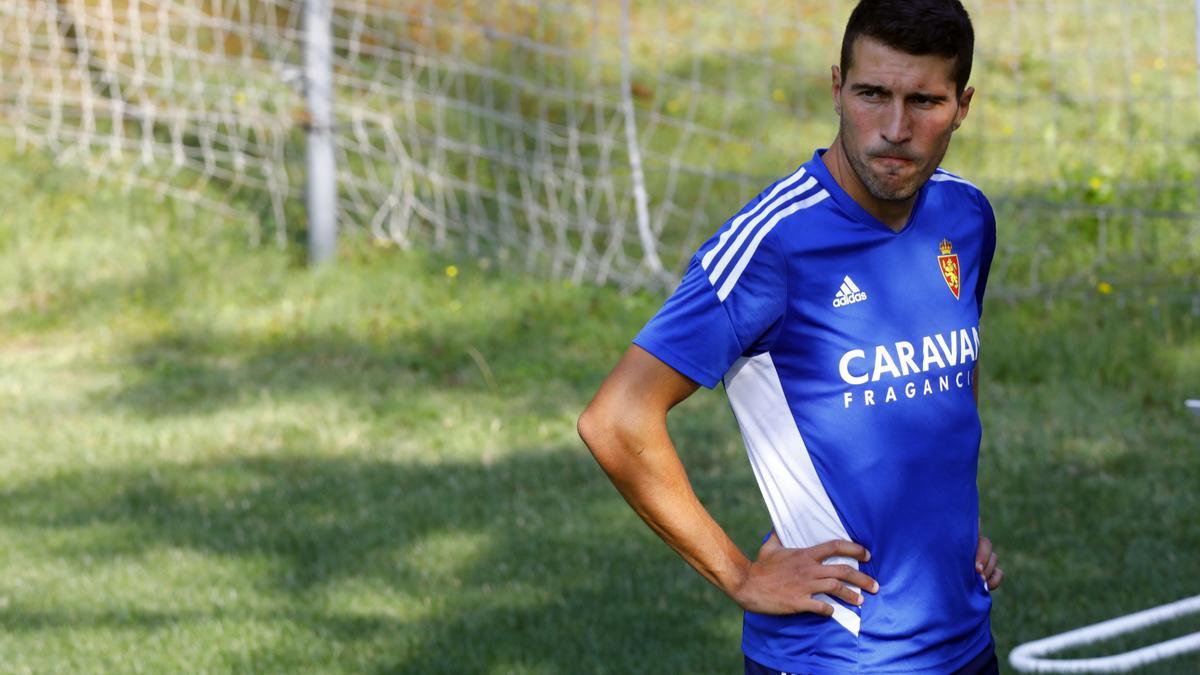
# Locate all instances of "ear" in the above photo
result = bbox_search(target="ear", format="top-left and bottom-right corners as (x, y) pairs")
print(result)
(952, 85), (975, 131)
(831, 65), (843, 116)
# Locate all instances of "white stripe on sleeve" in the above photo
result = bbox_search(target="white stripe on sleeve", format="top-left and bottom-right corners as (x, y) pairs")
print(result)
(707, 177), (818, 285)
(716, 190), (829, 301)
(700, 167), (808, 271)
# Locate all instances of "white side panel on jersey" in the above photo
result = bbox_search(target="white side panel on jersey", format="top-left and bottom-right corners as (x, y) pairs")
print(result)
(724, 353), (861, 637)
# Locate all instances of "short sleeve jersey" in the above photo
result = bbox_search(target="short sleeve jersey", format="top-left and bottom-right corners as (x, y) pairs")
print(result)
(634, 149), (998, 674)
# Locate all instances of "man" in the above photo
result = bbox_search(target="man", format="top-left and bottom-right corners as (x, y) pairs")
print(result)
(577, 0), (1004, 672)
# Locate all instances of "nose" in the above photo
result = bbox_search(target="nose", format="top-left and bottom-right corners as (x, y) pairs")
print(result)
(880, 101), (912, 145)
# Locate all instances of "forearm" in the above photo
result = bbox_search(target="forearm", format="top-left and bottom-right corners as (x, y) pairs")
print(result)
(578, 344), (879, 616)
(580, 412), (751, 599)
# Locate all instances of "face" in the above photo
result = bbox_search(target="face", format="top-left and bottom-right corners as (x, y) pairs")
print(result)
(832, 36), (973, 204)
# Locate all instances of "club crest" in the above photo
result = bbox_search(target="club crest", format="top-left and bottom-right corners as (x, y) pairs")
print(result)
(938, 238), (961, 300)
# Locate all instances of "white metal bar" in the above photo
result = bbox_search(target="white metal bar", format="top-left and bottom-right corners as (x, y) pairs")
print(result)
(305, 0), (336, 264)
(1010, 595), (1200, 673)
(618, 0), (668, 286)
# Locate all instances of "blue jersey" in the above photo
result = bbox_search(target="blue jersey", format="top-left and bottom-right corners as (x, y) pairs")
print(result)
(634, 149), (997, 674)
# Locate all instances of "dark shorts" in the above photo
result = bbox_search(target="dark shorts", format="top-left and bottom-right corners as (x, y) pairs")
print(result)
(743, 638), (999, 675)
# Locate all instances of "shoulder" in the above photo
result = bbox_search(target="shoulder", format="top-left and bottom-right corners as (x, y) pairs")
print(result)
(695, 165), (832, 273)
(929, 168), (991, 203)
(928, 168), (986, 199)
(927, 168), (995, 226)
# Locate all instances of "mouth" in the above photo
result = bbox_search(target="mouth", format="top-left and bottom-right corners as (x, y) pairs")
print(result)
(869, 156), (917, 175)
(872, 155), (914, 166)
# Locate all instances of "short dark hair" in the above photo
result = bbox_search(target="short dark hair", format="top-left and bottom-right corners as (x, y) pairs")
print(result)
(840, 0), (975, 96)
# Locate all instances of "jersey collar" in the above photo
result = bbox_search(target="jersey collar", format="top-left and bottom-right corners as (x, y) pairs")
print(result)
(806, 148), (930, 235)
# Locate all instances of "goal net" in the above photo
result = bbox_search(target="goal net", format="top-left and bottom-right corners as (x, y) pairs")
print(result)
(2, 0), (1198, 299)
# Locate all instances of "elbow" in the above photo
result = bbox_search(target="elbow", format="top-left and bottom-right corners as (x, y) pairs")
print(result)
(577, 401), (636, 470)
(576, 403), (608, 459)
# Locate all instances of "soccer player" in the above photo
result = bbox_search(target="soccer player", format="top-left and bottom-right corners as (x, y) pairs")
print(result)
(576, 0), (1004, 672)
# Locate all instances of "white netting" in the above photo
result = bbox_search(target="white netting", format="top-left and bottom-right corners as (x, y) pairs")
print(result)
(0, 0), (305, 245)
(1, 1), (1198, 299)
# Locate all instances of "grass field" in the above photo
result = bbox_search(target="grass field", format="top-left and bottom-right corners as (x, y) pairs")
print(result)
(1, 134), (1198, 675)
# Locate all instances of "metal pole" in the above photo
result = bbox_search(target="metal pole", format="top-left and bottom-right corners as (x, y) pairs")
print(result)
(1010, 594), (1200, 672)
(618, 0), (669, 287)
(305, 0), (336, 265)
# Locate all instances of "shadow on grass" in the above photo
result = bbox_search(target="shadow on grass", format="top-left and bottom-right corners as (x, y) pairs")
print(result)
(0, 445), (760, 672)
(87, 267), (643, 426)
(0, 607), (190, 632)
(97, 325), (615, 435)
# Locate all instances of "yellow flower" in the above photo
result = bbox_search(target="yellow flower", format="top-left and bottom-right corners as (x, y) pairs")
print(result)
(772, 88), (787, 103)
(1097, 281), (1113, 295)
(1089, 177), (1104, 191)
(446, 265), (459, 278)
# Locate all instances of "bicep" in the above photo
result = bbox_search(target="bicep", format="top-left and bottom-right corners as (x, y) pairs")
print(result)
(579, 344), (700, 474)
(590, 344), (701, 421)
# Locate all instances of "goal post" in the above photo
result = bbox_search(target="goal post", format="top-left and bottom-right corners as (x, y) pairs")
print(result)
(304, 0), (336, 264)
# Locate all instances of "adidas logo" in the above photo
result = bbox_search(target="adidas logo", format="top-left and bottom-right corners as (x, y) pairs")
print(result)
(832, 275), (868, 307)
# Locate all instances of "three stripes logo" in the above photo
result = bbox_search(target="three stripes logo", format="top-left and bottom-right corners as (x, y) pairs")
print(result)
(832, 276), (868, 308)
(699, 166), (830, 302)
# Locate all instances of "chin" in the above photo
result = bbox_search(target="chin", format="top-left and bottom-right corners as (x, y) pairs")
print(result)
(866, 179), (919, 202)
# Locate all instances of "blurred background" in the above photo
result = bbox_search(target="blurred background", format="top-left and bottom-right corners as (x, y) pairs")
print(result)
(0, 1), (1197, 672)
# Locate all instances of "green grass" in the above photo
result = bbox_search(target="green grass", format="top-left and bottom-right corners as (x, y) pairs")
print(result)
(1, 139), (1198, 674)
(1, 3), (1197, 671)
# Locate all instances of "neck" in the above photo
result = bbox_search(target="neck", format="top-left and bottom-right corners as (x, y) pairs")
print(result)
(822, 136), (915, 232)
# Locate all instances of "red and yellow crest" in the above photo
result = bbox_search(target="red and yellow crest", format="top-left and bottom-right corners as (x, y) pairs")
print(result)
(937, 238), (961, 300)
